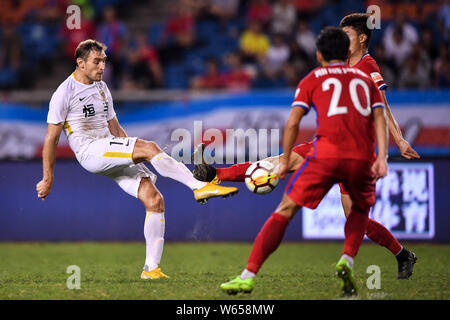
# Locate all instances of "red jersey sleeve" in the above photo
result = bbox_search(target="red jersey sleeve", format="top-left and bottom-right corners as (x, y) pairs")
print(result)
(292, 76), (313, 114)
(359, 56), (388, 91)
(370, 78), (385, 110)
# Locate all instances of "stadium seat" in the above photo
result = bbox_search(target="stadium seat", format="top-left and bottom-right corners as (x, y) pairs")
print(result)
(148, 23), (165, 46)
(0, 68), (17, 87)
(164, 64), (188, 89)
(196, 21), (219, 42)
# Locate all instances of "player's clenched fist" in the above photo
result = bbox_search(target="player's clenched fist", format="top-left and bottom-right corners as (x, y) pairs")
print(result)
(371, 157), (388, 183)
(36, 179), (52, 200)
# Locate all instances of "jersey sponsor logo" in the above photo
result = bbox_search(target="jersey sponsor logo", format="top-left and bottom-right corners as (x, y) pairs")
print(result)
(109, 138), (129, 146)
(82, 104), (95, 117)
(370, 72), (383, 83)
(100, 89), (109, 112)
(99, 89), (107, 102)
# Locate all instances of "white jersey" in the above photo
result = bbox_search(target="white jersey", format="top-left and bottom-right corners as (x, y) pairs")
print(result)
(47, 73), (116, 157)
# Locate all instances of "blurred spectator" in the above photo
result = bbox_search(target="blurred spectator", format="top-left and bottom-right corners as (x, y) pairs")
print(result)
(434, 43), (450, 87)
(96, 6), (128, 87)
(61, 10), (96, 60)
(260, 34), (290, 79)
(38, 0), (70, 23)
(373, 45), (396, 88)
(246, 0), (272, 27)
(0, 0), (40, 25)
(438, 0), (450, 41)
(421, 27), (439, 62)
(384, 10), (419, 44)
(0, 0), (447, 91)
(383, 10), (419, 68)
(412, 44), (432, 80)
(295, 20), (316, 59)
(126, 31), (164, 89)
(97, 6), (128, 56)
(222, 52), (253, 91)
(398, 53), (430, 89)
(384, 26), (415, 70)
(163, 1), (196, 47)
(295, 0), (324, 20)
(271, 0), (297, 36)
(283, 39), (311, 87)
(239, 21), (270, 63)
(190, 53), (252, 91)
(158, 1), (197, 64)
(73, 0), (95, 20)
(197, 0), (240, 23)
(190, 57), (224, 89)
(0, 25), (22, 89)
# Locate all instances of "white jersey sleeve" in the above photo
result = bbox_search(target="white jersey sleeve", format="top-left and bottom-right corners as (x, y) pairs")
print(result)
(103, 82), (116, 121)
(47, 84), (69, 124)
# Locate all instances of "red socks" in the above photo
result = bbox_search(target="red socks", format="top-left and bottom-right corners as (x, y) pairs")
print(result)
(216, 162), (252, 182)
(247, 213), (290, 274)
(343, 207), (369, 258)
(366, 218), (402, 255)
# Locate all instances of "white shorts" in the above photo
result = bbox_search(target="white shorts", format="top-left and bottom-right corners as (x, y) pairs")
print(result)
(78, 136), (157, 198)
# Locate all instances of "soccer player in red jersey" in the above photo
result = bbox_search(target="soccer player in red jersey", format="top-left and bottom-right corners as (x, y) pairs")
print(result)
(193, 13), (418, 280)
(220, 27), (388, 296)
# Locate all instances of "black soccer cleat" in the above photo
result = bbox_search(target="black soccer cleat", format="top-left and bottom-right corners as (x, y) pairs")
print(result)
(397, 250), (417, 279)
(192, 143), (217, 182)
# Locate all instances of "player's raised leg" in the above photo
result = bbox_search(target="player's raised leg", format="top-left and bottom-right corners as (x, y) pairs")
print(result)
(192, 142), (305, 183)
(340, 189), (417, 279)
(137, 178), (170, 280)
(220, 194), (299, 294)
(132, 139), (238, 203)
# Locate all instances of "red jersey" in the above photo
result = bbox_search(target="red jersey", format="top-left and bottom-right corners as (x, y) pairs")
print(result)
(347, 53), (388, 91)
(292, 62), (385, 161)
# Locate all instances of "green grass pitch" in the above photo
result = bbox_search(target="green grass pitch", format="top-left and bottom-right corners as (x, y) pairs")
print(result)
(0, 242), (448, 300)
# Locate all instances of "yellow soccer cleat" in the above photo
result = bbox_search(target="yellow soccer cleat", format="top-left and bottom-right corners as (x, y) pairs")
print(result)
(141, 267), (170, 280)
(211, 175), (221, 185)
(194, 182), (238, 204)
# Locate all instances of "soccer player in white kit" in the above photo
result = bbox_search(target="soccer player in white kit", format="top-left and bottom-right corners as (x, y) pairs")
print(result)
(36, 39), (238, 280)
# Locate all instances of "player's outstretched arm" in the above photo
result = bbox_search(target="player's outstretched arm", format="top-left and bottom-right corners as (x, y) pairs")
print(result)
(108, 116), (128, 137)
(278, 107), (306, 179)
(36, 123), (63, 200)
(372, 107), (388, 181)
(381, 91), (420, 159)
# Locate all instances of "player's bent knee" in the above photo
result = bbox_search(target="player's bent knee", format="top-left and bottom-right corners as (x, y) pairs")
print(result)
(144, 141), (163, 159)
(134, 139), (163, 162)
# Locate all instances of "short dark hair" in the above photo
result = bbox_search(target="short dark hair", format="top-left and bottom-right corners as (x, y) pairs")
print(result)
(315, 27), (350, 62)
(340, 13), (373, 47)
(75, 39), (107, 61)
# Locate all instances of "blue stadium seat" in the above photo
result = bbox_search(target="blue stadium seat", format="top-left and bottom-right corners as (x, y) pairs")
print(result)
(196, 21), (219, 42)
(19, 23), (58, 62)
(148, 23), (165, 45)
(0, 68), (17, 87)
(164, 64), (188, 89)
(91, 0), (119, 13)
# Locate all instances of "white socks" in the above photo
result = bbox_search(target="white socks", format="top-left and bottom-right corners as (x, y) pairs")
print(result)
(150, 152), (206, 190)
(144, 211), (165, 271)
(240, 269), (256, 280)
(341, 254), (354, 268)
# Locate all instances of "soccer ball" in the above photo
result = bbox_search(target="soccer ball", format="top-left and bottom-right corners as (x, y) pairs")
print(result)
(244, 160), (279, 194)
